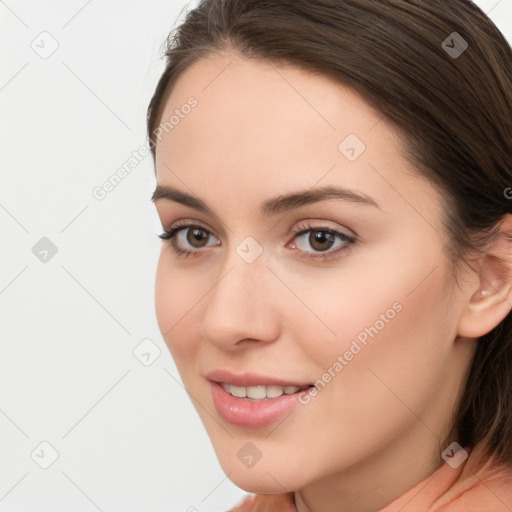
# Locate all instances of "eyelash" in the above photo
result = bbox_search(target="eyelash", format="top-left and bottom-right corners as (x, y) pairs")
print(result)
(158, 220), (357, 262)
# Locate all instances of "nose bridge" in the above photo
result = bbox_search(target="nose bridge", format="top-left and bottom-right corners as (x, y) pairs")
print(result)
(215, 232), (272, 303)
(200, 242), (280, 347)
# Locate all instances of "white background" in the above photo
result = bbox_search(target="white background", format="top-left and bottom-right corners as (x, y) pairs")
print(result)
(0, 1), (511, 510)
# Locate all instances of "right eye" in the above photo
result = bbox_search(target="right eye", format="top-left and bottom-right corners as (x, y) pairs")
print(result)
(159, 223), (221, 257)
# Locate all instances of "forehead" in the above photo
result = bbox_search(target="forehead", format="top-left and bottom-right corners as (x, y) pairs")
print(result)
(156, 52), (391, 162)
(154, 52), (440, 226)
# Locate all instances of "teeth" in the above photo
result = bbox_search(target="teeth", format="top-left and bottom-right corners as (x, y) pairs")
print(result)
(266, 385), (284, 398)
(230, 385), (247, 398)
(221, 383), (305, 400)
(247, 386), (267, 399)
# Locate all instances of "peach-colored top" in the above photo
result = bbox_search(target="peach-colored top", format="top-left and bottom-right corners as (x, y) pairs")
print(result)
(230, 445), (512, 511)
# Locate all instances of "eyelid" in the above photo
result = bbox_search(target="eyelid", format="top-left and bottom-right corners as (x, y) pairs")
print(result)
(157, 207), (229, 239)
(287, 219), (356, 239)
(163, 218), (351, 242)
(165, 218), (216, 235)
(161, 219), (220, 244)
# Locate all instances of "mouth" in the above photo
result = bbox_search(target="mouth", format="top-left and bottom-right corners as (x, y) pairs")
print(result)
(219, 382), (312, 401)
(206, 370), (316, 428)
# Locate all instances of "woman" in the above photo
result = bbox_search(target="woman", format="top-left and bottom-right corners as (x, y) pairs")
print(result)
(147, 1), (512, 510)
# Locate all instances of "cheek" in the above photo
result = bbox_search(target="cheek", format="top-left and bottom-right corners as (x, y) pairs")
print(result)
(290, 240), (449, 362)
(154, 252), (202, 362)
(319, 266), (452, 423)
(294, 250), (452, 414)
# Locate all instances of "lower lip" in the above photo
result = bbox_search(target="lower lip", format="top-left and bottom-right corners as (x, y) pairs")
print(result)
(209, 381), (306, 428)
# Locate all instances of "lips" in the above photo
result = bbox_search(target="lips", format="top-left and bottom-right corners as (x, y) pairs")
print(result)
(206, 369), (314, 428)
(206, 369), (312, 388)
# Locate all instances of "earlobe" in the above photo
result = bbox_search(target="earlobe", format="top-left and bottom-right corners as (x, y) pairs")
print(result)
(457, 217), (512, 339)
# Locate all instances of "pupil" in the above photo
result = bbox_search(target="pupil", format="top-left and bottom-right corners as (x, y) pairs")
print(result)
(310, 230), (334, 251)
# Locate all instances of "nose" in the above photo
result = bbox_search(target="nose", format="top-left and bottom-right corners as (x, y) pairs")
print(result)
(199, 256), (281, 351)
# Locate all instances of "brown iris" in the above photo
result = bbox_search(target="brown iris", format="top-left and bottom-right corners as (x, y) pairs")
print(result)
(187, 228), (209, 248)
(308, 230), (335, 252)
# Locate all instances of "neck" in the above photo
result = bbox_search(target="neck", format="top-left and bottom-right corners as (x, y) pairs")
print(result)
(293, 423), (446, 512)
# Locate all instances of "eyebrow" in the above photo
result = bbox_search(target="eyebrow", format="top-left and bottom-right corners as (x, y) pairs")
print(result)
(151, 184), (381, 216)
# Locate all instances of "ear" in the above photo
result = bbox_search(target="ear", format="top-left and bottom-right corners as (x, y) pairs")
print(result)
(457, 215), (512, 339)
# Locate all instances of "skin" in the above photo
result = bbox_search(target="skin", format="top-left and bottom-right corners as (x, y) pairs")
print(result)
(152, 51), (512, 512)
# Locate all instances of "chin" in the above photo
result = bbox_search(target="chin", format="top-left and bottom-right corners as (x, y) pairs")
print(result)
(214, 449), (307, 494)
(228, 471), (293, 495)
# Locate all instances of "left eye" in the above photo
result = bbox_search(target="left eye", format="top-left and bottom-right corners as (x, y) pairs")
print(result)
(290, 228), (354, 253)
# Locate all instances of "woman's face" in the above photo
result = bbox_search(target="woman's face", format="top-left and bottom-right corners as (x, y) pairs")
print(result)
(153, 52), (476, 494)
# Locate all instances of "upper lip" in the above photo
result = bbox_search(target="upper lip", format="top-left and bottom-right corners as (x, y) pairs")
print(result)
(206, 369), (313, 388)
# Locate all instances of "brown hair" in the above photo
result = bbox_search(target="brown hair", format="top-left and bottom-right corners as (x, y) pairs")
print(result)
(147, 0), (512, 466)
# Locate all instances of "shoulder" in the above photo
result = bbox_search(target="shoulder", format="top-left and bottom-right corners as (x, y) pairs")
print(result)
(433, 445), (512, 511)
(230, 492), (296, 512)
(380, 444), (512, 512)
